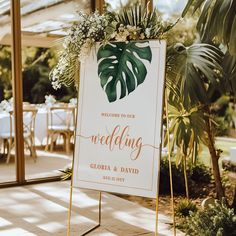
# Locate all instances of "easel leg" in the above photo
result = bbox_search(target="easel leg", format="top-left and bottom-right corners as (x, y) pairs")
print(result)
(80, 192), (102, 236)
(155, 191), (159, 236)
(165, 89), (176, 236)
(67, 187), (102, 236)
(67, 184), (73, 236)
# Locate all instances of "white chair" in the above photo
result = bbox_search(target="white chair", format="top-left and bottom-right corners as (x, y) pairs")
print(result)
(45, 105), (76, 154)
(2, 108), (38, 163)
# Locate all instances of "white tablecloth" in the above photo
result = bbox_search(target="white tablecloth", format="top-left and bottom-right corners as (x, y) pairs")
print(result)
(0, 108), (75, 146)
(0, 113), (11, 150)
(34, 109), (48, 145)
(0, 110), (47, 146)
(0, 113), (11, 135)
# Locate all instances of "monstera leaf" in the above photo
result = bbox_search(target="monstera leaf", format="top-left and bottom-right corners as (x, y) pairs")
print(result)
(97, 41), (152, 102)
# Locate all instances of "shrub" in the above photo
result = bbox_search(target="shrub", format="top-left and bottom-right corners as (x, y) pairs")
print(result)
(185, 199), (236, 236)
(159, 158), (186, 194)
(175, 198), (198, 218)
(190, 163), (212, 183)
(159, 158), (212, 196)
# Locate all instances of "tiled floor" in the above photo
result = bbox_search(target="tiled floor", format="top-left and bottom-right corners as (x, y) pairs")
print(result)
(0, 148), (72, 182)
(0, 181), (183, 235)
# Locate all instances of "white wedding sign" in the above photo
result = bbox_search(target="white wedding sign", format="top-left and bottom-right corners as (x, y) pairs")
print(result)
(73, 40), (166, 198)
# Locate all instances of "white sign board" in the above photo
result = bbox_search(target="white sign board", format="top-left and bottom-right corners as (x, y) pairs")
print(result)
(73, 40), (166, 198)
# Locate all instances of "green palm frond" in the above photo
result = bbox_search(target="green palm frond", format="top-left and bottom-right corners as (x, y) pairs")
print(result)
(166, 43), (222, 105)
(59, 167), (72, 181)
(197, 0), (236, 55)
(181, 0), (205, 17)
(165, 89), (206, 164)
(182, 0), (236, 55)
(222, 52), (236, 96)
(116, 3), (176, 38)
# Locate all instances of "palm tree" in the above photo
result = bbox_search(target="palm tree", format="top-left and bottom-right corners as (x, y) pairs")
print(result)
(167, 0), (236, 204)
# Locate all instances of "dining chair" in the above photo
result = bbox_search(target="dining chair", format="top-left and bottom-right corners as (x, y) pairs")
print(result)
(45, 105), (76, 154)
(2, 108), (38, 163)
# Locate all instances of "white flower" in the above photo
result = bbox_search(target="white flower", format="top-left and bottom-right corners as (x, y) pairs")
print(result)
(145, 28), (151, 38)
(45, 95), (56, 105)
(52, 81), (62, 90)
(69, 98), (77, 106)
(79, 39), (94, 61)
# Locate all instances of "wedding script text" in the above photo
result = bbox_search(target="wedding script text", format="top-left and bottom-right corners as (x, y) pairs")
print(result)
(90, 125), (143, 160)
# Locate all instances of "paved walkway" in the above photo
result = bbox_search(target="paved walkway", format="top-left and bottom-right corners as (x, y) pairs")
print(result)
(0, 182), (183, 235)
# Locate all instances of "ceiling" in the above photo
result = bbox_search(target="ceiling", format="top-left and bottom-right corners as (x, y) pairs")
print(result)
(0, 0), (91, 48)
(0, 0), (188, 48)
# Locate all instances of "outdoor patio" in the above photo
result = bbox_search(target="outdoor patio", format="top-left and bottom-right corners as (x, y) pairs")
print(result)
(0, 147), (72, 183)
(0, 0), (236, 235)
(0, 181), (183, 236)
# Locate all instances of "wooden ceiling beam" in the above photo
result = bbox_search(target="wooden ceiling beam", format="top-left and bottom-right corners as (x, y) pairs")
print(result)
(0, 33), (62, 48)
(0, 0), (90, 47)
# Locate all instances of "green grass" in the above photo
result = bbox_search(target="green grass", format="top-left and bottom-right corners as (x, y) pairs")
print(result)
(198, 137), (236, 167)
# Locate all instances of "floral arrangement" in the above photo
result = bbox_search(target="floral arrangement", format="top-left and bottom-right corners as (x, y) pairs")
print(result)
(50, 3), (174, 89)
(0, 98), (13, 112)
(44, 94), (56, 106)
(69, 98), (77, 106)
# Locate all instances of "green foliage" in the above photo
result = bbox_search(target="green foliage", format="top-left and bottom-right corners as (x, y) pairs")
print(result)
(185, 199), (236, 236)
(0, 45), (12, 100)
(160, 158), (186, 195)
(115, 3), (174, 39)
(166, 96), (206, 165)
(159, 159), (212, 195)
(190, 163), (212, 183)
(51, 3), (175, 88)
(0, 45), (76, 103)
(166, 16), (198, 46)
(195, 0), (236, 55)
(59, 167), (72, 181)
(211, 96), (234, 136)
(97, 41), (151, 102)
(221, 170), (231, 190)
(182, 0), (236, 54)
(167, 43), (222, 105)
(222, 53), (236, 96)
(175, 198), (198, 218)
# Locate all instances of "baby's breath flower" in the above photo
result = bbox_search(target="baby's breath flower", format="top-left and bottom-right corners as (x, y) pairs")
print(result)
(50, 5), (169, 88)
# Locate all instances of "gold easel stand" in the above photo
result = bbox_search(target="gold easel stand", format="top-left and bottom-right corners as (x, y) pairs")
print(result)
(164, 89), (177, 236)
(67, 180), (102, 236)
(67, 90), (176, 236)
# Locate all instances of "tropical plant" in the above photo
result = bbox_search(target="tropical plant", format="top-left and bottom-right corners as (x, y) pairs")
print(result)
(50, 1), (236, 207)
(49, 3), (175, 89)
(165, 41), (221, 198)
(175, 198), (198, 218)
(175, 0), (236, 206)
(182, 0), (236, 55)
(184, 199), (236, 236)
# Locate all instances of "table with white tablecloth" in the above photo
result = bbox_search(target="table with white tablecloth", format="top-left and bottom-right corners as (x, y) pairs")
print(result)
(34, 109), (48, 145)
(0, 110), (47, 146)
(0, 107), (76, 147)
(0, 113), (11, 150)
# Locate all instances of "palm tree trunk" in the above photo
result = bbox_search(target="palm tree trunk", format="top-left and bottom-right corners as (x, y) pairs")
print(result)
(183, 156), (189, 199)
(204, 112), (225, 200)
